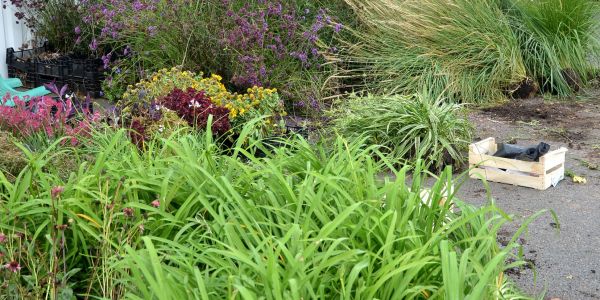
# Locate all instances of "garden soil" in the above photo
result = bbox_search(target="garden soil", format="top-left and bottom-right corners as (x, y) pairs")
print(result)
(459, 92), (600, 299)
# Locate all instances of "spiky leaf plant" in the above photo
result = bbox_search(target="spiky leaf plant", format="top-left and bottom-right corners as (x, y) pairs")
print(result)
(330, 91), (473, 170)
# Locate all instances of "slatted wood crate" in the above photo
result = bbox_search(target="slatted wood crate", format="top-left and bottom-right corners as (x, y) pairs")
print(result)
(469, 137), (567, 190)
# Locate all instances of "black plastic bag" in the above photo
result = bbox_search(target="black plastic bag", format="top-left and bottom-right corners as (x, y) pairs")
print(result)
(493, 142), (550, 161)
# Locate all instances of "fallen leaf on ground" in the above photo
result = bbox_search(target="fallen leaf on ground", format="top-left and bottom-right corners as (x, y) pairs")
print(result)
(572, 176), (587, 184)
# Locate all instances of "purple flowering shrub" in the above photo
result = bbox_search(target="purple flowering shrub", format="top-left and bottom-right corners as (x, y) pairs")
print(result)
(219, 1), (343, 112)
(77, 0), (346, 113)
(79, 0), (225, 101)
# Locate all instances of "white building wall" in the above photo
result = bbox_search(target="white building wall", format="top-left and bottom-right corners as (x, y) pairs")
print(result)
(1, 5), (34, 77)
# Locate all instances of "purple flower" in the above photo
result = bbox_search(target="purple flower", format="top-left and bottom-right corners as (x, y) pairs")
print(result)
(310, 98), (320, 110)
(334, 23), (343, 33)
(89, 39), (98, 51)
(147, 26), (157, 37)
(101, 54), (112, 69)
(74, 26), (81, 35)
(123, 207), (134, 218)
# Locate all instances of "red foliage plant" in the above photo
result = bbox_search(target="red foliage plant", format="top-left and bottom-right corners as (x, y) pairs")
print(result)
(159, 88), (231, 135)
(0, 93), (100, 146)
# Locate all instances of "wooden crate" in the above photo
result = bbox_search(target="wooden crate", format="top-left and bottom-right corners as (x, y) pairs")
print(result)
(469, 137), (567, 190)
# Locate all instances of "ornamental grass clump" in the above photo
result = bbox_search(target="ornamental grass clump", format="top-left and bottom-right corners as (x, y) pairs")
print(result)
(330, 91), (473, 170)
(338, 0), (527, 103)
(501, 0), (600, 95)
(0, 126), (539, 299)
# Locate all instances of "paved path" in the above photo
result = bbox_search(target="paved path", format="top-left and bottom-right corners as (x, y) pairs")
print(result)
(459, 98), (600, 299)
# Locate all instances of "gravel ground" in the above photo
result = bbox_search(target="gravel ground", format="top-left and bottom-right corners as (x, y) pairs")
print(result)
(458, 95), (600, 299)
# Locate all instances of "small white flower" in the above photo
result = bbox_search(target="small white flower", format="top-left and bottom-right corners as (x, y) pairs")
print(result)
(158, 125), (165, 133)
(189, 99), (201, 108)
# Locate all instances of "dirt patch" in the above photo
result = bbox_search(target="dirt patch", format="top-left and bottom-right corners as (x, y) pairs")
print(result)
(544, 127), (587, 147)
(481, 98), (578, 123)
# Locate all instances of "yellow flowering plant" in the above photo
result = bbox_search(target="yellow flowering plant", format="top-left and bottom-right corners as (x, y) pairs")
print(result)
(224, 86), (286, 137)
(120, 67), (287, 138)
(121, 67), (223, 105)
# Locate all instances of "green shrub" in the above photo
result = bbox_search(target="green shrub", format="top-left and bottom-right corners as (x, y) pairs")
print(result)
(337, 0), (526, 103)
(0, 125), (536, 299)
(502, 0), (600, 95)
(330, 92), (473, 170)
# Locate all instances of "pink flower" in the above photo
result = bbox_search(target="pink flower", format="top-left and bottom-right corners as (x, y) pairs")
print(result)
(51, 186), (64, 199)
(4, 261), (21, 273)
(0, 233), (6, 243)
(151, 200), (160, 208)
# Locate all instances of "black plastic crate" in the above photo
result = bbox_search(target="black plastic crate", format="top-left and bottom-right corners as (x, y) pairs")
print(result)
(68, 58), (103, 81)
(6, 47), (106, 98)
(6, 47), (38, 73)
(35, 74), (69, 88)
(34, 58), (68, 78)
(7, 66), (37, 89)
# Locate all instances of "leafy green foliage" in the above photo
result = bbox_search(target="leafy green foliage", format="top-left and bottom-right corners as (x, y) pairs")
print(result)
(0, 124), (535, 299)
(330, 92), (473, 169)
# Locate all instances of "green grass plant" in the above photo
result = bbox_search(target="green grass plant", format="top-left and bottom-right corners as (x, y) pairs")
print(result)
(501, 0), (600, 95)
(0, 124), (536, 299)
(337, 0), (527, 103)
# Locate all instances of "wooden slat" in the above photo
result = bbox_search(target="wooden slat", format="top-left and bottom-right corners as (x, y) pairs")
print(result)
(469, 138), (566, 190)
(541, 147), (568, 172)
(469, 152), (543, 174)
(469, 137), (496, 155)
(542, 164), (565, 189)
(470, 167), (545, 190)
